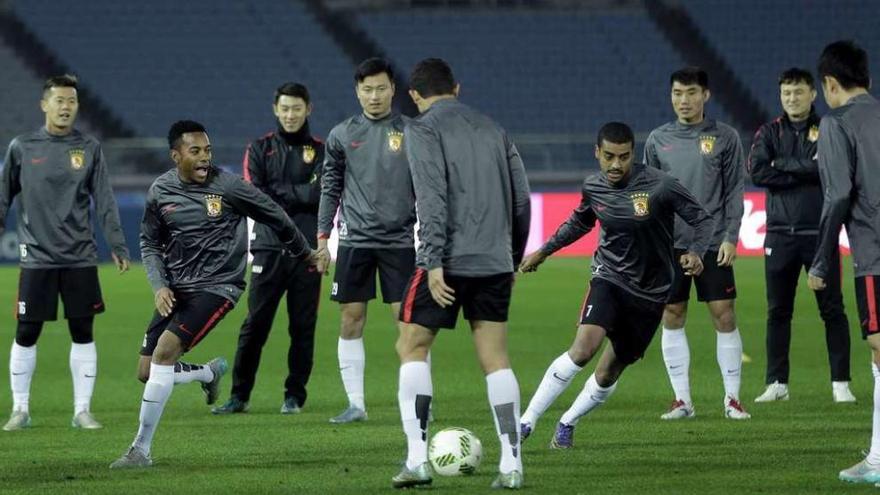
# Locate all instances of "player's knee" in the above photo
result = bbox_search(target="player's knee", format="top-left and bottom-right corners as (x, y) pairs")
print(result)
(712, 307), (737, 331)
(15, 321), (43, 347)
(593, 368), (619, 388)
(340, 306), (366, 338)
(663, 304), (687, 328)
(68, 316), (94, 344)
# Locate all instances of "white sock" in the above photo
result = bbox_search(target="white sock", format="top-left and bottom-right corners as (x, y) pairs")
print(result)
(10, 342), (37, 414)
(662, 327), (692, 404)
(559, 373), (618, 425)
(487, 368), (522, 474)
(338, 337), (365, 410)
(716, 329), (743, 400)
(70, 342), (97, 415)
(521, 352), (582, 428)
(867, 363), (880, 465)
(172, 362), (214, 385)
(132, 363), (174, 455)
(398, 361), (432, 470)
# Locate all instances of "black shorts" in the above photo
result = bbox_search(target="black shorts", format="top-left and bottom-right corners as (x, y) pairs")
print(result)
(140, 292), (234, 356)
(580, 278), (665, 365)
(668, 249), (737, 303)
(855, 275), (880, 339)
(331, 246), (415, 303)
(16, 267), (104, 322)
(399, 269), (513, 329)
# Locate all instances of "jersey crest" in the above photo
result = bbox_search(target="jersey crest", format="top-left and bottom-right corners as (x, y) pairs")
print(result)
(69, 149), (85, 170)
(699, 135), (716, 155)
(630, 192), (650, 217)
(302, 145), (316, 164)
(205, 194), (223, 217)
(387, 131), (404, 153)
(808, 125), (819, 143)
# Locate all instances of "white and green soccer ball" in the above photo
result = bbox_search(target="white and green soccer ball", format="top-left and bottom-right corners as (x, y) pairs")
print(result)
(428, 427), (483, 476)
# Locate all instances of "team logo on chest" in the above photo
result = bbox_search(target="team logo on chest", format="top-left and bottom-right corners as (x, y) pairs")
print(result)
(205, 194), (223, 217)
(630, 192), (650, 217)
(699, 135), (716, 155)
(302, 145), (316, 164)
(387, 131), (404, 153)
(68, 149), (85, 170)
(808, 125), (819, 143)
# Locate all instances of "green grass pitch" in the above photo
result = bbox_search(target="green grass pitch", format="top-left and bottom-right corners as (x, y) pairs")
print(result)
(0, 257), (874, 494)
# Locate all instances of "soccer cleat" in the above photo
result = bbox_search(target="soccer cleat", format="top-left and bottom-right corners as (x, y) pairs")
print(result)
(491, 470), (523, 489)
(520, 422), (532, 442)
(71, 411), (103, 429)
(329, 405), (367, 424)
(211, 396), (249, 415)
(833, 382), (857, 403)
(724, 396), (751, 419)
(839, 459), (880, 483)
(391, 462), (432, 489)
(2, 411), (31, 431)
(110, 446), (153, 469)
(201, 357), (228, 405)
(549, 422), (574, 449)
(280, 397), (302, 415)
(754, 382), (789, 402)
(660, 399), (695, 420)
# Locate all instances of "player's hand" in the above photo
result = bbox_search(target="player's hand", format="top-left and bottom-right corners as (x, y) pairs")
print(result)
(112, 253), (130, 274)
(717, 241), (737, 267)
(808, 274), (826, 291)
(428, 267), (455, 308)
(680, 251), (704, 277)
(314, 247), (331, 275)
(155, 287), (176, 317)
(518, 250), (548, 273)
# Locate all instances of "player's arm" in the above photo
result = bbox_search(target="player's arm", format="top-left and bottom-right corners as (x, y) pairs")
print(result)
(717, 131), (745, 267)
(506, 137), (532, 266)
(643, 131), (661, 169)
(747, 124), (802, 189)
(667, 176), (712, 276)
(809, 117), (854, 289)
(317, 129), (345, 248)
(0, 140), (23, 232)
(520, 186), (596, 273)
(88, 143), (130, 272)
(244, 141), (292, 206)
(139, 190), (174, 314)
(290, 146), (322, 210)
(770, 152), (820, 183)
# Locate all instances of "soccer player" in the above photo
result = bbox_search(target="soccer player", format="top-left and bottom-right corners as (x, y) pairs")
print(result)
(391, 58), (531, 490)
(518, 122), (712, 448)
(804, 41), (880, 484)
(0, 74), (130, 431)
(749, 68), (853, 403)
(644, 67), (750, 420)
(212, 83), (323, 415)
(317, 58), (416, 424)
(110, 120), (320, 469)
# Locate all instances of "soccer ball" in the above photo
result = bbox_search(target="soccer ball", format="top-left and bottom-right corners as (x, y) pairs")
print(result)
(428, 427), (482, 476)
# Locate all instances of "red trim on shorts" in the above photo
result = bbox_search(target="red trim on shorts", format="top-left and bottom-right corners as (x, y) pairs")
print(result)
(189, 300), (232, 349)
(867, 277), (879, 332)
(402, 269), (424, 323)
(578, 281), (592, 324)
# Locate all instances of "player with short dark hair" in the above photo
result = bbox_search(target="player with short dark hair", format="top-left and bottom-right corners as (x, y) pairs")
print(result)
(391, 57), (531, 489)
(0, 74), (130, 432)
(109, 120), (321, 469)
(644, 66), (750, 420)
(318, 57), (417, 424)
(749, 67), (853, 404)
(804, 41), (880, 484)
(519, 121), (712, 448)
(212, 82), (323, 415)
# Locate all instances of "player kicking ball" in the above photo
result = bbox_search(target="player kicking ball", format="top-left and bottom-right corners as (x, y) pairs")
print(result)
(110, 121), (320, 469)
(518, 122), (712, 448)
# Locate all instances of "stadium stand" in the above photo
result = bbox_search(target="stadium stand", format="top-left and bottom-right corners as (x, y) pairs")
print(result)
(0, 41), (44, 151)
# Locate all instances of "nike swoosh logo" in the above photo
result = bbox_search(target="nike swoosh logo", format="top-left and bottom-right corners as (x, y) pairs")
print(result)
(552, 372), (570, 383)
(595, 205), (607, 212)
(85, 374), (97, 378)
(726, 369), (739, 374)
(350, 141), (367, 148)
(142, 399), (160, 403)
(669, 364), (682, 370)
(11, 372), (26, 376)
(660, 145), (674, 151)
(30, 157), (47, 164)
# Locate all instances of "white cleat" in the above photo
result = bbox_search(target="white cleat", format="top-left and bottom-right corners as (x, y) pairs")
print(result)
(754, 382), (789, 402)
(839, 458), (880, 483)
(724, 396), (751, 419)
(833, 381), (857, 403)
(109, 446), (152, 469)
(71, 411), (103, 429)
(660, 399), (695, 420)
(2, 410), (31, 431)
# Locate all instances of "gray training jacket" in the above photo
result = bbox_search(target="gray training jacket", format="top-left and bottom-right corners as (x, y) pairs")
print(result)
(644, 118), (744, 252)
(0, 127), (129, 268)
(405, 98), (531, 276)
(140, 167), (310, 302)
(810, 94), (880, 279)
(318, 113), (416, 248)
